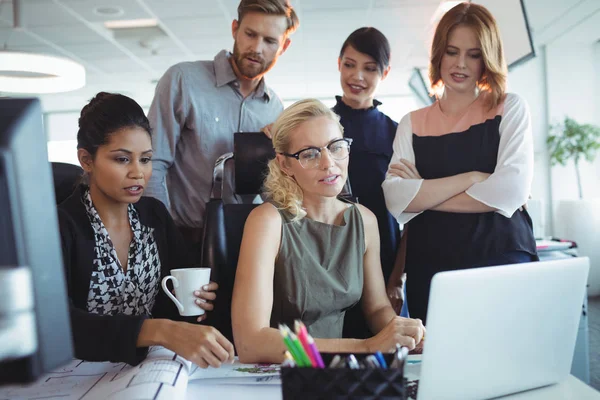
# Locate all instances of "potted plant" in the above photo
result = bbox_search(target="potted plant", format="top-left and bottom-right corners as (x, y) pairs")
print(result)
(547, 117), (600, 199)
(547, 116), (600, 296)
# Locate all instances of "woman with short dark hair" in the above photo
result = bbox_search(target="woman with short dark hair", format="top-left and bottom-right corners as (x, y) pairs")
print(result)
(333, 28), (407, 338)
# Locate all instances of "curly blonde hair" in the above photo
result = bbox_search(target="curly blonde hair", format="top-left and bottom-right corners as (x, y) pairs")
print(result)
(263, 99), (344, 221)
(429, 2), (508, 109)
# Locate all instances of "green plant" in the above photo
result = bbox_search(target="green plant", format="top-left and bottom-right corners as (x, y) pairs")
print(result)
(547, 117), (600, 199)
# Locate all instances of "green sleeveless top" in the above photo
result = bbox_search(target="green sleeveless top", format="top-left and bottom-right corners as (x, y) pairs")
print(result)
(269, 202), (365, 338)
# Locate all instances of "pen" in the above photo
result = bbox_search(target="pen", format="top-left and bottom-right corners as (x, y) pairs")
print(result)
(295, 321), (325, 368)
(294, 321), (318, 367)
(279, 325), (307, 367)
(287, 328), (313, 368)
(306, 334), (325, 368)
(374, 351), (388, 369)
(282, 351), (296, 367)
(346, 354), (360, 369)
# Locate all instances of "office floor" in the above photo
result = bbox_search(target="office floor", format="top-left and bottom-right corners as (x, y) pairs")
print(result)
(589, 295), (600, 390)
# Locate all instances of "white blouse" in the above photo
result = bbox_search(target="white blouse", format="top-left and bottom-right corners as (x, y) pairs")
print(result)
(382, 93), (534, 226)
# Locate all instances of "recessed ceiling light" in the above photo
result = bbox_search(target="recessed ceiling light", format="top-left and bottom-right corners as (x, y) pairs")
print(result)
(93, 6), (124, 17)
(104, 18), (158, 29)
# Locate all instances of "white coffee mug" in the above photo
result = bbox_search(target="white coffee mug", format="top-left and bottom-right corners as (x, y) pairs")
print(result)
(161, 268), (211, 317)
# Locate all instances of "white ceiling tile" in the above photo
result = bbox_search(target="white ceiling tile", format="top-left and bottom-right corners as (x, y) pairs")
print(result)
(0, 0), (78, 28)
(28, 24), (107, 45)
(161, 16), (231, 40)
(59, 41), (122, 60)
(90, 57), (154, 74)
(299, 0), (371, 11)
(0, 27), (41, 47)
(144, 0), (226, 19)
(56, 0), (150, 23)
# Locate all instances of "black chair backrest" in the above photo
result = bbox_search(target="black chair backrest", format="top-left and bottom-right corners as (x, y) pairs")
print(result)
(234, 132), (275, 195)
(201, 200), (258, 343)
(51, 162), (83, 205)
(201, 133), (275, 343)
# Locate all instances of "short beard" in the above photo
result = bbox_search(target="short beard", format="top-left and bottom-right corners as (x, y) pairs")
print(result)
(232, 41), (277, 80)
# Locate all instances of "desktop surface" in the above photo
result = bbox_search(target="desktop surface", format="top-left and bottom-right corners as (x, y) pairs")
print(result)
(185, 374), (599, 400)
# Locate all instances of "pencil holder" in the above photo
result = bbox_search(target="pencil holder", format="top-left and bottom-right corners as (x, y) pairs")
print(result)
(280, 353), (407, 400)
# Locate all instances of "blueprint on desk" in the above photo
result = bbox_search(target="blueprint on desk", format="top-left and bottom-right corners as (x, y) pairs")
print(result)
(0, 347), (280, 400)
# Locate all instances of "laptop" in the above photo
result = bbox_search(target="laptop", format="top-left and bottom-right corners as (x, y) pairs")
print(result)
(417, 257), (589, 400)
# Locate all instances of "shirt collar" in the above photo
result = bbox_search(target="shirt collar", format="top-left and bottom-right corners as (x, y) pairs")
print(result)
(334, 95), (382, 113)
(213, 50), (272, 101)
(82, 187), (145, 244)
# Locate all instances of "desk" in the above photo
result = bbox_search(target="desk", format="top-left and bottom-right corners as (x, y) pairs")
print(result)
(186, 375), (599, 399)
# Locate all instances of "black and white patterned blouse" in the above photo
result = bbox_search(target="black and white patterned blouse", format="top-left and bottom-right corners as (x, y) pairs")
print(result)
(83, 188), (161, 316)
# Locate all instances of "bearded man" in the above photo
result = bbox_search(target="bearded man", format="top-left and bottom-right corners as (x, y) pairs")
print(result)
(146, 0), (298, 254)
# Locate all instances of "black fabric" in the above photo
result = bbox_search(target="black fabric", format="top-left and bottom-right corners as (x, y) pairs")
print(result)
(58, 185), (193, 365)
(406, 117), (538, 322)
(51, 162), (83, 204)
(333, 96), (400, 340)
(332, 96), (399, 283)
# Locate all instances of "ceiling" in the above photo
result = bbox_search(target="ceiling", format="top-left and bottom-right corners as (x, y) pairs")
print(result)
(0, 0), (599, 113)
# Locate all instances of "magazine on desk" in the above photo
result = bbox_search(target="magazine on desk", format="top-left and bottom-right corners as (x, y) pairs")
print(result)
(0, 347), (281, 400)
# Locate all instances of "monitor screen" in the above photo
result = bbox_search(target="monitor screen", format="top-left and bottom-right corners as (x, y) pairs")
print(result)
(0, 98), (73, 383)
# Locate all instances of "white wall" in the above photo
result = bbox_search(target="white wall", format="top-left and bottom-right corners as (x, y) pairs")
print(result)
(546, 39), (600, 203)
(508, 1), (600, 237)
(507, 51), (552, 236)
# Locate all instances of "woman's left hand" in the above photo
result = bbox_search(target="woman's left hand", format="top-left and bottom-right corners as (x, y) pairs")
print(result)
(194, 281), (218, 322)
(388, 159), (422, 179)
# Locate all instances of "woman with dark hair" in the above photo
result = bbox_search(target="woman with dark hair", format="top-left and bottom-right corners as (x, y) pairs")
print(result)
(58, 92), (234, 367)
(382, 3), (537, 322)
(333, 28), (406, 338)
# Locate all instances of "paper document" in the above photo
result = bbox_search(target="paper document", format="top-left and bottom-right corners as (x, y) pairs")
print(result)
(0, 347), (280, 399)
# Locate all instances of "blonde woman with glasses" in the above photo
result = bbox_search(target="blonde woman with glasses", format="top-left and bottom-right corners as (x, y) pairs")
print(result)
(231, 99), (425, 364)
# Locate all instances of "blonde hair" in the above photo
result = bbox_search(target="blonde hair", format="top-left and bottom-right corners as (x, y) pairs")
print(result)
(237, 0), (299, 36)
(429, 2), (507, 109)
(263, 99), (344, 221)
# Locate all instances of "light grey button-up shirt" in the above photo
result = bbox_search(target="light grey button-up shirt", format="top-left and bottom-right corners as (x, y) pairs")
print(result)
(145, 50), (284, 229)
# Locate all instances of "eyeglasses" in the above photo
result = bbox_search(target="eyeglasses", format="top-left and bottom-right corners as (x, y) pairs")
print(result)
(280, 138), (353, 169)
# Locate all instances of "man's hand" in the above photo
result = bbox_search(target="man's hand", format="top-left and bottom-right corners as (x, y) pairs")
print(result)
(261, 123), (274, 139)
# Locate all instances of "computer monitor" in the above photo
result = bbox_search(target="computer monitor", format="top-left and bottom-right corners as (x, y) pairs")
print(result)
(0, 98), (73, 384)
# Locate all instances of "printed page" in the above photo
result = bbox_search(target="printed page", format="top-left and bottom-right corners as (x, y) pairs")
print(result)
(188, 360), (281, 385)
(0, 347), (190, 400)
(405, 354), (422, 400)
(85, 347), (190, 399)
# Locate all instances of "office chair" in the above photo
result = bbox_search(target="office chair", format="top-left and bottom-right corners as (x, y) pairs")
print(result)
(51, 162), (83, 205)
(200, 132), (270, 344)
